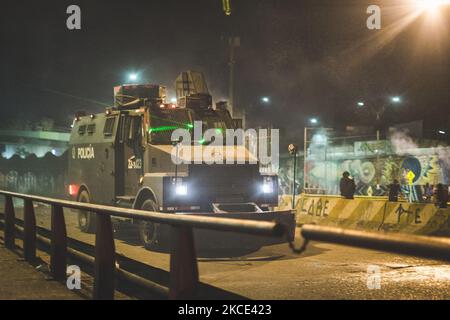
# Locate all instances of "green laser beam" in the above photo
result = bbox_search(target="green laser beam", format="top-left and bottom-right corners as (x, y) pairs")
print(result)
(149, 124), (193, 133)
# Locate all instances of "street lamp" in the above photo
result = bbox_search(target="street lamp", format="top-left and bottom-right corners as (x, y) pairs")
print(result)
(128, 73), (138, 83)
(355, 96), (403, 141)
(309, 118), (318, 125)
(391, 96), (401, 103)
(261, 96), (270, 103)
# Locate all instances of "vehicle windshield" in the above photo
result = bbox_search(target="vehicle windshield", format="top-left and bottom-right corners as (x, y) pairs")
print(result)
(148, 108), (194, 144)
(192, 108), (235, 144)
(195, 109), (234, 129)
(148, 107), (235, 145)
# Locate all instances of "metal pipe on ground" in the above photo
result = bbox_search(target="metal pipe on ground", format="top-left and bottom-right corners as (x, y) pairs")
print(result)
(300, 224), (450, 262)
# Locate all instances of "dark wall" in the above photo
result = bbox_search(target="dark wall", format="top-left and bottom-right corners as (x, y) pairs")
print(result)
(0, 152), (68, 198)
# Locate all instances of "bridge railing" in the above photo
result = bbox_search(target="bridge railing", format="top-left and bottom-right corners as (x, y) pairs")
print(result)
(0, 190), (286, 300)
(1, 189), (450, 300)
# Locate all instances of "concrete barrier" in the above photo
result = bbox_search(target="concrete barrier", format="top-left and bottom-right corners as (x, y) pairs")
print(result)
(277, 194), (450, 236)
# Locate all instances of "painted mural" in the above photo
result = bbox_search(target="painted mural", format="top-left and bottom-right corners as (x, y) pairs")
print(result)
(278, 146), (450, 199)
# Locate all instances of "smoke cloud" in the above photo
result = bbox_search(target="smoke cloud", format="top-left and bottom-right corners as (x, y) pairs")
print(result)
(389, 129), (419, 155)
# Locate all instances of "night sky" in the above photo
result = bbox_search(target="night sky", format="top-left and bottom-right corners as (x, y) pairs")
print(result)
(1, 0), (449, 144)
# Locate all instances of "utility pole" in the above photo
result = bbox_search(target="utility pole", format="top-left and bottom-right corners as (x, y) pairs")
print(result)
(228, 37), (240, 118)
(375, 107), (385, 142)
(303, 127), (307, 190)
(375, 109), (382, 185)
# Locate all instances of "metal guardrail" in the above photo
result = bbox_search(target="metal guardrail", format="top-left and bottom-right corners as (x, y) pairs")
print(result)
(1, 189), (450, 300)
(0, 190), (285, 300)
(300, 224), (450, 262)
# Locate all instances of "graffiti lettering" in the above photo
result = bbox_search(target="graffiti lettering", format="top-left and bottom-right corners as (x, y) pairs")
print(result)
(0, 170), (62, 197)
(323, 200), (329, 217)
(301, 199), (307, 212)
(395, 204), (412, 223)
(307, 201), (315, 216)
(316, 199), (323, 216)
(395, 204), (421, 224)
(303, 198), (329, 217)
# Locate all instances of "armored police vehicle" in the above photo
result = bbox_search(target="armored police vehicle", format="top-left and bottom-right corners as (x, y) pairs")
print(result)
(67, 71), (294, 249)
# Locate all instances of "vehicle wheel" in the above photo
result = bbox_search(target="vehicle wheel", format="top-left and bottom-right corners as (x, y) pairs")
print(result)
(138, 199), (161, 250)
(77, 190), (96, 233)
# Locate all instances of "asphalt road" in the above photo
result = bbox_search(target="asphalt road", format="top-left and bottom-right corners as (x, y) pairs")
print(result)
(6, 200), (450, 300)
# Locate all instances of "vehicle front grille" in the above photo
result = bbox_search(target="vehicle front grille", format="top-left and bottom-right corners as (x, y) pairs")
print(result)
(189, 165), (258, 203)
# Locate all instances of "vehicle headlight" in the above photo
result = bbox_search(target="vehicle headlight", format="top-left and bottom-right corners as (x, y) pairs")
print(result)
(174, 178), (188, 196)
(175, 184), (188, 196)
(262, 176), (274, 194)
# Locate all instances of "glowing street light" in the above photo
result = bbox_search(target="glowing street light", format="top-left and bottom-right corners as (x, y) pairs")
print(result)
(360, 1), (449, 61)
(261, 96), (270, 103)
(355, 95), (403, 141)
(391, 96), (401, 103)
(128, 73), (138, 82)
(309, 118), (318, 125)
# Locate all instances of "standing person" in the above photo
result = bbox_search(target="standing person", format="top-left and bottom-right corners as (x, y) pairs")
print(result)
(388, 179), (401, 202)
(434, 184), (449, 209)
(340, 171), (356, 199)
(423, 183), (433, 203)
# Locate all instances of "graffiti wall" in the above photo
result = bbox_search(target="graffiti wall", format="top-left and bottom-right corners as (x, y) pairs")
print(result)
(305, 152), (449, 197)
(278, 146), (450, 198)
(277, 194), (450, 236)
(0, 152), (67, 198)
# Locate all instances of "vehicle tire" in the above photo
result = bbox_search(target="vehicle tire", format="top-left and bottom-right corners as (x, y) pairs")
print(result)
(77, 190), (96, 233)
(138, 199), (161, 250)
